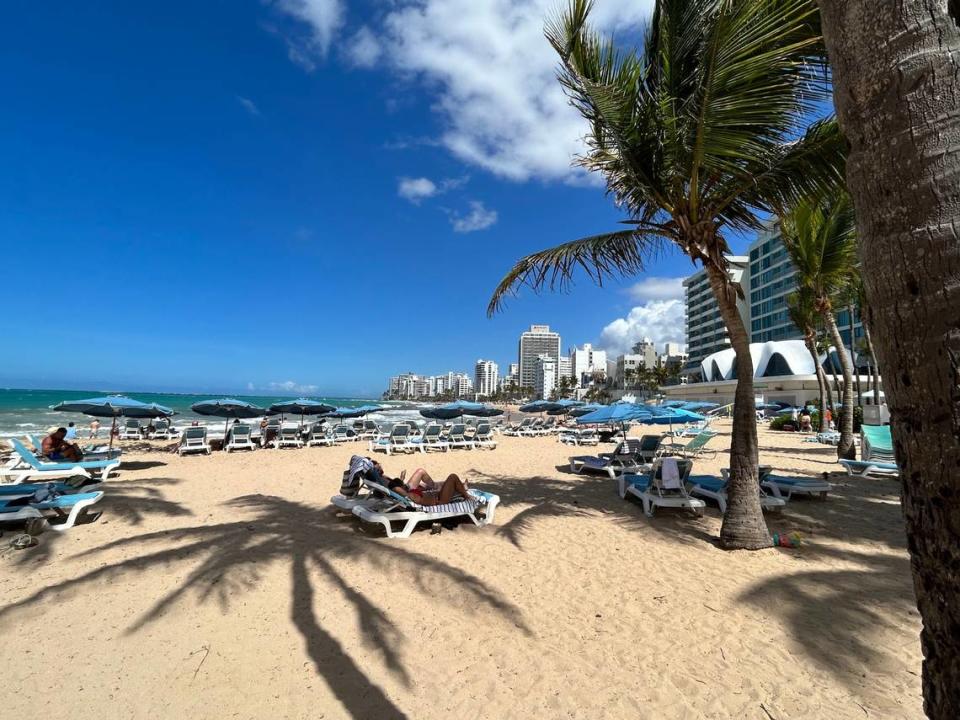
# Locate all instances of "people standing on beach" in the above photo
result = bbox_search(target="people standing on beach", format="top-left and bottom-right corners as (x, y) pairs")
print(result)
(41, 427), (83, 462)
(88, 419), (100, 439)
(65, 422), (77, 441)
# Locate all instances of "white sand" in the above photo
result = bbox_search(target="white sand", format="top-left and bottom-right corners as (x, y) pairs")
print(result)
(0, 420), (922, 718)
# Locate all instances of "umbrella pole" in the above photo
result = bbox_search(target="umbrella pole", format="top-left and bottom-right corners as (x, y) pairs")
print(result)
(110, 416), (116, 450)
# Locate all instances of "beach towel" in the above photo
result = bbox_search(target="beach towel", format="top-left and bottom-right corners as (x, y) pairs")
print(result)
(660, 457), (681, 490)
(342, 455), (375, 498)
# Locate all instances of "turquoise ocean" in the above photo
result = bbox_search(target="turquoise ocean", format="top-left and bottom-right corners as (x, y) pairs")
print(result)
(0, 388), (417, 437)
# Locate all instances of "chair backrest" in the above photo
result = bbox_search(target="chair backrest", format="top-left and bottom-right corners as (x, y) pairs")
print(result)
(685, 431), (716, 452)
(423, 424), (441, 440)
(363, 420), (377, 431)
(125, 419), (140, 429)
(651, 458), (693, 493)
(155, 419), (170, 430)
(449, 423), (466, 439)
(232, 424), (251, 438)
(266, 417), (282, 428)
(389, 424), (409, 441)
(476, 423), (491, 438)
(185, 427), (207, 443)
(10, 439), (43, 469)
(519, 418), (532, 428)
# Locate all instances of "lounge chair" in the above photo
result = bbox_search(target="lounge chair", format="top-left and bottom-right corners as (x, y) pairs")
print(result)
(0, 489), (104, 531)
(558, 428), (599, 446)
(568, 436), (661, 478)
(260, 418), (281, 447)
(359, 420), (383, 441)
(839, 459), (900, 478)
(276, 423), (303, 449)
(151, 419), (172, 440)
(861, 425), (896, 463)
(736, 467), (832, 500)
(306, 422), (335, 447)
(2, 439), (121, 484)
(472, 422), (498, 450)
(27, 435), (121, 461)
(409, 424), (449, 453)
(178, 427), (211, 456)
(0, 477), (102, 501)
(121, 419), (142, 440)
(225, 424), (256, 452)
(687, 473), (785, 513)
(662, 430), (718, 459)
(618, 458), (705, 517)
(521, 418), (547, 437)
(332, 425), (358, 443)
(503, 418), (533, 436)
(350, 478), (500, 538)
(369, 424), (419, 455)
(446, 423), (475, 450)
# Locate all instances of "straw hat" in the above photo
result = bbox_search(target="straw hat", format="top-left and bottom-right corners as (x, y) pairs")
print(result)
(46, 426), (61, 435)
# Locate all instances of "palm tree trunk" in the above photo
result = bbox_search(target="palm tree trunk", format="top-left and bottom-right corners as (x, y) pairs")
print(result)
(820, 3), (960, 715)
(848, 303), (862, 405)
(704, 264), (769, 550)
(804, 333), (830, 433)
(824, 311), (856, 459)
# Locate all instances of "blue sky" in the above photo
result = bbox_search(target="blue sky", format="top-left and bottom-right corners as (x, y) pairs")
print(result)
(0, 0), (764, 397)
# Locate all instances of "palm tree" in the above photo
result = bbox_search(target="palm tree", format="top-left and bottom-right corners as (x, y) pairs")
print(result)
(820, 4), (960, 710)
(487, 0), (844, 549)
(778, 191), (858, 459)
(786, 286), (830, 432)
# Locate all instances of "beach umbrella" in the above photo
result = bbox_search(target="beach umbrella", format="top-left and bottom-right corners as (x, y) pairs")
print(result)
(519, 400), (557, 413)
(322, 407), (368, 420)
(575, 402), (675, 436)
(268, 398), (335, 427)
(568, 403), (606, 418)
(419, 400), (501, 422)
(677, 401), (719, 412)
(52, 395), (175, 449)
(192, 398), (268, 445)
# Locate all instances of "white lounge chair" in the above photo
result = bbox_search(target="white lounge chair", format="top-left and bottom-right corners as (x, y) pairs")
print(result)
(409, 424), (449, 453)
(151, 419), (172, 440)
(558, 428), (599, 446)
(306, 422), (335, 447)
(446, 424), (475, 450)
(225, 424), (256, 452)
(662, 430), (718, 459)
(618, 458), (705, 517)
(569, 436), (661, 478)
(350, 479), (500, 538)
(121, 419), (142, 440)
(472, 422), (498, 450)
(178, 427), (211, 456)
(276, 423), (303, 449)
(0, 489), (104, 531)
(744, 467), (832, 500)
(503, 418), (533, 437)
(369, 425), (420, 455)
(359, 420), (383, 440)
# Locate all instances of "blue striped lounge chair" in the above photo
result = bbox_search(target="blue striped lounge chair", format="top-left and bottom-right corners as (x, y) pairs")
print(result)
(0, 489), (104, 531)
(839, 459), (900, 478)
(350, 478), (500, 539)
(744, 466), (832, 500)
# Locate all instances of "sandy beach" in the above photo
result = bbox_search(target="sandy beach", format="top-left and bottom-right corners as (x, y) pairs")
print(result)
(0, 421), (922, 719)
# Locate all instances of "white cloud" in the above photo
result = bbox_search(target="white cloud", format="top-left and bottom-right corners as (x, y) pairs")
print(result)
(626, 276), (686, 302)
(271, 0), (655, 180)
(599, 300), (686, 357)
(345, 25), (382, 67)
(449, 200), (498, 233)
(270, 0), (345, 67)
(397, 177), (438, 203)
(236, 95), (261, 116)
(397, 175), (469, 204)
(268, 380), (319, 394)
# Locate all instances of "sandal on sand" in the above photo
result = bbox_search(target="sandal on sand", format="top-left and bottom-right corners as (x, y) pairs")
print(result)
(11, 534), (38, 550)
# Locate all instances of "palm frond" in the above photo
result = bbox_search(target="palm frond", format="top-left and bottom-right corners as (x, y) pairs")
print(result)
(487, 229), (666, 316)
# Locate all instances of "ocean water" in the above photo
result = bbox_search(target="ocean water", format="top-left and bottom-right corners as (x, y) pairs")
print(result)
(0, 388), (421, 437)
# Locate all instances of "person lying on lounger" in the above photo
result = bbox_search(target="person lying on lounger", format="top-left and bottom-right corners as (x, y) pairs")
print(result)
(41, 427), (84, 462)
(369, 461), (471, 506)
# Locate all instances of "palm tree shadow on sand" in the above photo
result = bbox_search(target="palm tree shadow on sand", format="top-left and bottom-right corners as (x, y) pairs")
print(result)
(0, 493), (530, 720)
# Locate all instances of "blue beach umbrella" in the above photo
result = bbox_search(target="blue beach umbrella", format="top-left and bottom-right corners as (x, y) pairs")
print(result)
(323, 407), (368, 421)
(576, 403), (678, 436)
(52, 395), (175, 448)
(419, 400), (502, 422)
(268, 398), (335, 417)
(192, 398), (268, 445)
(568, 403), (606, 418)
(519, 400), (555, 413)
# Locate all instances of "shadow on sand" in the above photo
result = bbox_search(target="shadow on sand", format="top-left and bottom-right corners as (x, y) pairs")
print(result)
(0, 492), (529, 719)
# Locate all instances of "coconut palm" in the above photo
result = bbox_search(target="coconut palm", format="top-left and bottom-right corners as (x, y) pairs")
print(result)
(786, 286), (830, 432)
(778, 191), (858, 458)
(487, 0), (844, 549)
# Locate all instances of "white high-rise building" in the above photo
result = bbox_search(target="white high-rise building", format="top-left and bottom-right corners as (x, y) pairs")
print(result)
(474, 359), (499, 397)
(518, 325), (561, 391)
(535, 354), (558, 400)
(570, 343), (607, 388)
(683, 256), (750, 377)
(558, 356), (573, 379)
(663, 342), (684, 358)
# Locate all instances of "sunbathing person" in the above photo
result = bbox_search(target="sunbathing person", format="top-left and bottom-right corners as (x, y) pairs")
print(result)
(41, 427), (84, 462)
(368, 461), (471, 505)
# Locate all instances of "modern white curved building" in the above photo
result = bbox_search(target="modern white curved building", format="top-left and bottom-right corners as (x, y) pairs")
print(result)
(662, 339), (876, 408)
